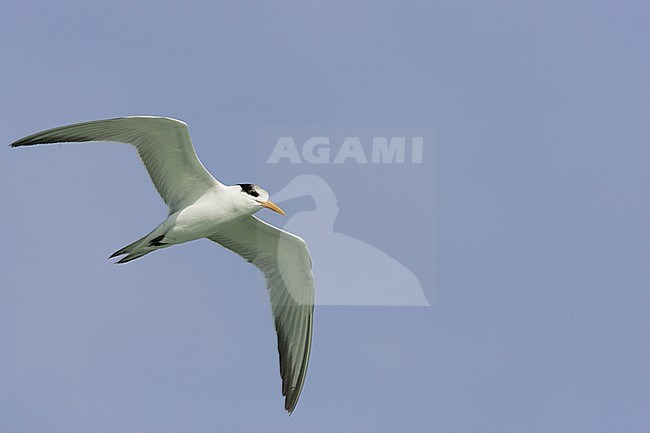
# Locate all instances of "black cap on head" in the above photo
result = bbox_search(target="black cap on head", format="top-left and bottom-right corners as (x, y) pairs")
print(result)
(238, 183), (259, 197)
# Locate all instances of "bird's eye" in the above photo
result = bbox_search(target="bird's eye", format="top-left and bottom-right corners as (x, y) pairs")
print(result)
(249, 190), (259, 197)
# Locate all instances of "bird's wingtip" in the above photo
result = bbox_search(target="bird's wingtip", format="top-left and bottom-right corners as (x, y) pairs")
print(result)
(284, 393), (299, 414)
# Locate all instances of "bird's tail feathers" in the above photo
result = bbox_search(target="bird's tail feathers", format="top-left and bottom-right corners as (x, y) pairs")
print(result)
(114, 251), (151, 264)
(110, 234), (154, 264)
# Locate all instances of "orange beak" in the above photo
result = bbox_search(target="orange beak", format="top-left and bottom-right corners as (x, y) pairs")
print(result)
(260, 200), (286, 216)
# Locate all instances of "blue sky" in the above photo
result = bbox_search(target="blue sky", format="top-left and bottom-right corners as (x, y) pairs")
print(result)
(1, 1), (649, 432)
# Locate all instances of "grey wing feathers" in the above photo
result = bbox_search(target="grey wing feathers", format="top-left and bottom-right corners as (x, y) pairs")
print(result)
(10, 116), (219, 212)
(207, 216), (314, 413)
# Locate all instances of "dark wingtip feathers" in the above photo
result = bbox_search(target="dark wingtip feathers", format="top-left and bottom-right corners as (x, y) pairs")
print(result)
(8, 136), (26, 148)
(10, 136), (56, 148)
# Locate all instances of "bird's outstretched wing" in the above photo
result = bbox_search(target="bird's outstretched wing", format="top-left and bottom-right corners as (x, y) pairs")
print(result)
(10, 116), (220, 212)
(208, 216), (314, 413)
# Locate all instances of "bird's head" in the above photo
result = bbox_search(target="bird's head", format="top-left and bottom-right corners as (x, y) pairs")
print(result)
(237, 183), (286, 216)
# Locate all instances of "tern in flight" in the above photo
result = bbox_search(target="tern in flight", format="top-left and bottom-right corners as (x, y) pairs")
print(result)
(10, 116), (314, 413)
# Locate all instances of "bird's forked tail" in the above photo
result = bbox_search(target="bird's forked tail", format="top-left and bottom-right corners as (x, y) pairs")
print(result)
(109, 234), (156, 264)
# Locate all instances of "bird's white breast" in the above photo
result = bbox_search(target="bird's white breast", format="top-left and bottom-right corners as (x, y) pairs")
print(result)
(161, 188), (251, 244)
